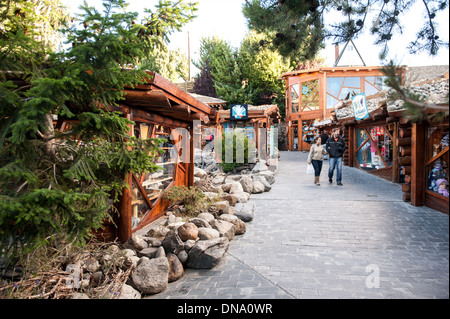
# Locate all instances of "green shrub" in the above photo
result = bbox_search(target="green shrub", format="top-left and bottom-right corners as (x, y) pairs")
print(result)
(164, 185), (217, 217)
(220, 131), (255, 173)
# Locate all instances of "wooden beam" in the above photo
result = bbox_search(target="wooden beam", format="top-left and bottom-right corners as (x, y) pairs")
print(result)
(411, 123), (425, 206)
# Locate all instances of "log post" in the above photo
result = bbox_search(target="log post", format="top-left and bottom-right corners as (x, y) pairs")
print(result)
(411, 123), (425, 206)
(398, 156), (412, 166)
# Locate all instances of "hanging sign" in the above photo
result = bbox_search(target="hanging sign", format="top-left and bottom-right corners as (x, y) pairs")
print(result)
(351, 93), (369, 120)
(230, 104), (248, 120)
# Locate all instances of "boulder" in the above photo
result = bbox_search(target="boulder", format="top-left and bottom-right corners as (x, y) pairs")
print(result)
(167, 253), (184, 283)
(210, 201), (230, 215)
(232, 192), (251, 203)
(177, 222), (199, 241)
(252, 181), (265, 194)
(197, 212), (215, 224)
(138, 247), (160, 258)
(251, 160), (269, 173)
(255, 170), (275, 185)
(83, 258), (100, 273)
(118, 284), (142, 299)
(220, 194), (238, 206)
(234, 202), (255, 222)
(127, 233), (148, 250)
(188, 217), (211, 228)
(194, 167), (207, 178)
(146, 225), (170, 240)
(229, 182), (244, 194)
(252, 175), (271, 192)
(162, 230), (185, 255)
(239, 176), (254, 193)
(131, 257), (169, 295)
(177, 250), (189, 264)
(197, 227), (220, 240)
(186, 237), (230, 269)
(210, 219), (235, 241)
(219, 214), (246, 235)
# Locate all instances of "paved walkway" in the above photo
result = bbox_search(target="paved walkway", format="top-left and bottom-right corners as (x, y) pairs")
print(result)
(148, 151), (449, 299)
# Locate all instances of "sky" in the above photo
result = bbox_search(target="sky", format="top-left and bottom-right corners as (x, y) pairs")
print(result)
(62, 0), (449, 77)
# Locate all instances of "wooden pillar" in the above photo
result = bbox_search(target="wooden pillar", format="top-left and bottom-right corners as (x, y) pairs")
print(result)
(411, 122), (425, 206)
(392, 122), (400, 183)
(187, 126), (194, 187)
(347, 126), (355, 167)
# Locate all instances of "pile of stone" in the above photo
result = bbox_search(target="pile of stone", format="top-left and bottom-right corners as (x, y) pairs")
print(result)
(69, 158), (276, 299)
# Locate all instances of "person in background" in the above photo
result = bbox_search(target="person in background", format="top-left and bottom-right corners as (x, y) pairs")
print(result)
(307, 136), (328, 186)
(326, 128), (346, 186)
(320, 130), (329, 160)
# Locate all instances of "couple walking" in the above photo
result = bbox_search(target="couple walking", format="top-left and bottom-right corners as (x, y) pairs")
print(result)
(307, 128), (346, 186)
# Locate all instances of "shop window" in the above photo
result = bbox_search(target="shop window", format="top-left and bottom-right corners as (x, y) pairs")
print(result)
(290, 84), (300, 114)
(356, 125), (394, 171)
(425, 125), (449, 199)
(365, 76), (389, 96)
(300, 79), (320, 112)
(326, 77), (361, 109)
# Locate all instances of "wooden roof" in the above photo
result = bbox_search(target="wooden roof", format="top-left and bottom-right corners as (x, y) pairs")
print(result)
(219, 104), (280, 123)
(279, 66), (394, 79)
(122, 71), (217, 124)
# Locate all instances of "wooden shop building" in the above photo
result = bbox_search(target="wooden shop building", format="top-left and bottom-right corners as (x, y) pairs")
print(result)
(315, 74), (449, 214)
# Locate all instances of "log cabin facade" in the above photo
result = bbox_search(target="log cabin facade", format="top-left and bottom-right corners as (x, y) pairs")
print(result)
(315, 74), (449, 214)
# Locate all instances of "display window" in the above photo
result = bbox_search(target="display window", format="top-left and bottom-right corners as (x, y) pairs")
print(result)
(300, 79), (320, 112)
(290, 84), (300, 114)
(425, 125), (449, 200)
(356, 124), (394, 171)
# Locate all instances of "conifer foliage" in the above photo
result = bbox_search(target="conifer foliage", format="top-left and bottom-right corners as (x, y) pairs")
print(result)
(0, 0), (198, 258)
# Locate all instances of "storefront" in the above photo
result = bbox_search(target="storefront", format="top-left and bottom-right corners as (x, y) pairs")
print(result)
(280, 66), (405, 151)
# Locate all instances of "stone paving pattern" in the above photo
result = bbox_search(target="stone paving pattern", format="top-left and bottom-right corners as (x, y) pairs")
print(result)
(147, 151), (449, 299)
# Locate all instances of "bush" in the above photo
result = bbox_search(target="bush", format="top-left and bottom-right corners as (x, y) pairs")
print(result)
(164, 185), (217, 217)
(219, 131), (255, 173)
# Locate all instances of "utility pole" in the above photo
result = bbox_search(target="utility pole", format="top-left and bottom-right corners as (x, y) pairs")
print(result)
(188, 31), (191, 81)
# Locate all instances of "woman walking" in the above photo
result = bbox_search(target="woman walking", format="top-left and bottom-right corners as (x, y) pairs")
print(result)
(307, 136), (328, 186)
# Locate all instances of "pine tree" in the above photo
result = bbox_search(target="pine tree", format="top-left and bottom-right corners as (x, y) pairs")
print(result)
(0, 0), (198, 259)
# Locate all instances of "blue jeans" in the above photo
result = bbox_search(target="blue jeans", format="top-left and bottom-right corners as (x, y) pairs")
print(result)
(328, 157), (343, 183)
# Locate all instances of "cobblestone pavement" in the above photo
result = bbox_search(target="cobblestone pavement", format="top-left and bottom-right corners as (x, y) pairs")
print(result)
(147, 151), (449, 299)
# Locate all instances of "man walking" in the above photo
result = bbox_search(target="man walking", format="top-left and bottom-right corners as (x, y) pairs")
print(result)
(326, 128), (346, 186)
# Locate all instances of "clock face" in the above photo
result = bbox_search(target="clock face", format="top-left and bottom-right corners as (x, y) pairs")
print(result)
(230, 104), (248, 120)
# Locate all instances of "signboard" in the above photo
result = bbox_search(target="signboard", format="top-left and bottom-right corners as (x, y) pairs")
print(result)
(351, 93), (369, 120)
(230, 104), (248, 120)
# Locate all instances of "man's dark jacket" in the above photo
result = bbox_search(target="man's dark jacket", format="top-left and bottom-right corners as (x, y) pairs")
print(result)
(326, 136), (346, 158)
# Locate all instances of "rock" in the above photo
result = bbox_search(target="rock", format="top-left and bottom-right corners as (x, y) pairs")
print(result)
(194, 167), (207, 178)
(131, 257), (169, 295)
(256, 170), (275, 185)
(167, 222), (186, 231)
(239, 176), (254, 193)
(252, 175), (271, 192)
(91, 271), (103, 285)
(184, 240), (196, 251)
(188, 217), (211, 228)
(186, 237), (230, 269)
(229, 182), (244, 194)
(251, 160), (269, 173)
(128, 233), (148, 250)
(219, 214), (246, 235)
(220, 194), (238, 206)
(122, 249), (136, 258)
(220, 183), (232, 193)
(210, 201), (230, 215)
(162, 230), (185, 255)
(146, 237), (162, 247)
(177, 222), (199, 241)
(234, 202), (255, 222)
(118, 284), (141, 299)
(197, 212), (215, 224)
(167, 253), (184, 282)
(138, 247), (160, 258)
(155, 246), (166, 258)
(252, 181), (265, 194)
(177, 250), (189, 264)
(232, 192), (251, 203)
(146, 225), (170, 240)
(83, 258), (100, 273)
(210, 219), (235, 241)
(197, 227), (220, 240)
(71, 293), (90, 299)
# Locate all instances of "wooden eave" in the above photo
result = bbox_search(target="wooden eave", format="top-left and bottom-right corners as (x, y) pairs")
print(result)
(123, 71), (217, 125)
